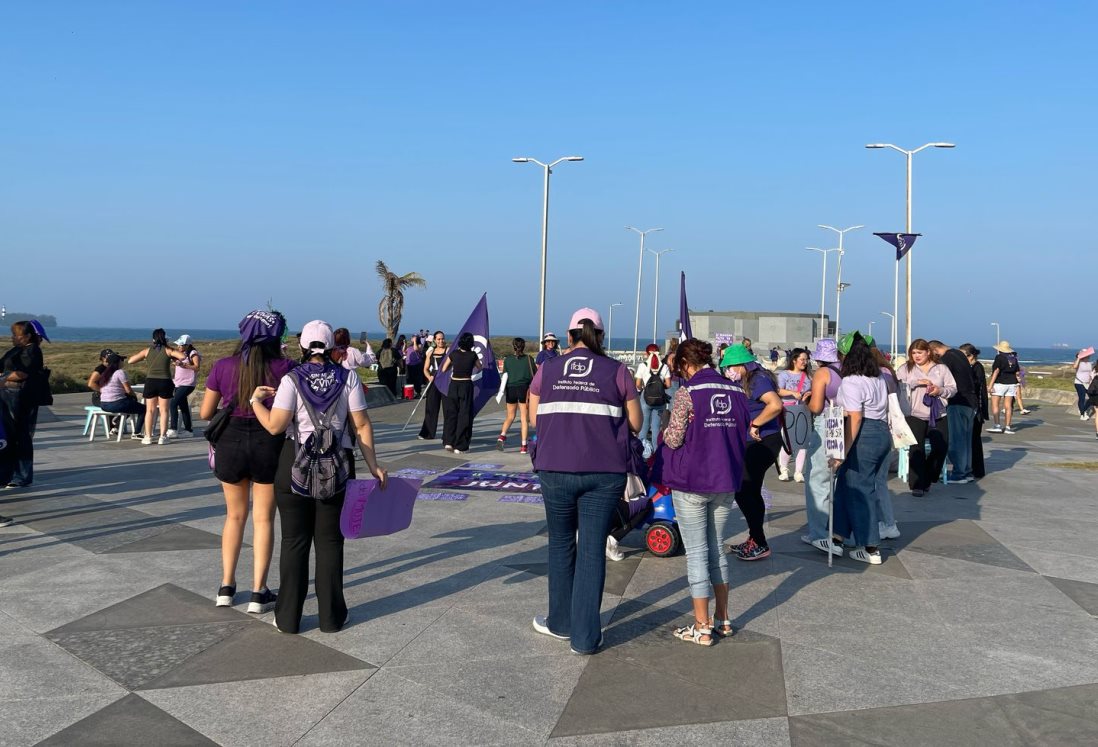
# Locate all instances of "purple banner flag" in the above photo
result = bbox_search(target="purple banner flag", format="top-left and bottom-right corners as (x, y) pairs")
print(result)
(425, 468), (541, 494)
(679, 271), (692, 341)
(873, 232), (921, 261)
(432, 293), (502, 416)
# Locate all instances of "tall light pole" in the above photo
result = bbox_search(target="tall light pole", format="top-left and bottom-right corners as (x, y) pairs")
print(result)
(818, 225), (863, 339)
(991, 321), (1000, 346)
(647, 248), (675, 344)
(512, 155), (584, 342)
(836, 282), (852, 338)
(806, 247), (839, 339)
(865, 142), (955, 348)
(608, 302), (623, 354)
(626, 226), (664, 362)
(881, 311), (896, 358)
(868, 320), (875, 339)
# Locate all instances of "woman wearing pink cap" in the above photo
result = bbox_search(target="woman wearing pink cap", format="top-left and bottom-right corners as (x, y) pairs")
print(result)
(528, 308), (642, 655)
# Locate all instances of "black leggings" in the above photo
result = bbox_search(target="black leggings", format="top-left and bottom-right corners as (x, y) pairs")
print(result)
(734, 432), (784, 547)
(418, 383), (444, 439)
(906, 416), (949, 490)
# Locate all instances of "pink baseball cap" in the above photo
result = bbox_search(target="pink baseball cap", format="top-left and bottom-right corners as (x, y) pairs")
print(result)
(299, 320), (335, 352)
(568, 307), (604, 331)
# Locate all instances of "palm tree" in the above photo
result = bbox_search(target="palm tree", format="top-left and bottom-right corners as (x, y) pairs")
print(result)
(376, 260), (427, 340)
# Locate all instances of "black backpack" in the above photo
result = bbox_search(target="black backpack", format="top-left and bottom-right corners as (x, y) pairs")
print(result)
(289, 377), (350, 500)
(643, 369), (668, 406)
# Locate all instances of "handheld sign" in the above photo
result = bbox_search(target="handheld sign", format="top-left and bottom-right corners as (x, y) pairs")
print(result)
(340, 477), (421, 539)
(824, 405), (845, 461)
(782, 403), (813, 451)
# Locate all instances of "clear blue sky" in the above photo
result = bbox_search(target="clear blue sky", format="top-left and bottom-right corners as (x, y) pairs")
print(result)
(2, 2), (1094, 347)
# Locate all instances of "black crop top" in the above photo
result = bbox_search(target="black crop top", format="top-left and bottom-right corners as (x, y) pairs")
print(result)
(449, 349), (478, 378)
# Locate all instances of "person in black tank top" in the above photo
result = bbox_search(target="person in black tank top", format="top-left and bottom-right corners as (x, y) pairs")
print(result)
(418, 331), (449, 440)
(439, 332), (483, 453)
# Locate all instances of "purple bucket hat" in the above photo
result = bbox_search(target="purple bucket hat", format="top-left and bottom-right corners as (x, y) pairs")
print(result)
(812, 338), (840, 363)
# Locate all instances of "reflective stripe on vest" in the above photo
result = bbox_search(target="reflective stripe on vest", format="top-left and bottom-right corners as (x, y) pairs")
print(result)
(686, 381), (746, 396)
(536, 401), (624, 418)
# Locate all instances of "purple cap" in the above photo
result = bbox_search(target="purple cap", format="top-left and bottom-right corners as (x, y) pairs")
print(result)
(568, 307), (604, 331)
(812, 338), (840, 363)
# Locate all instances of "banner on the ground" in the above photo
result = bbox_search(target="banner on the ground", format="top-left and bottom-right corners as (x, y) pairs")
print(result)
(873, 232), (921, 261)
(424, 469), (541, 494)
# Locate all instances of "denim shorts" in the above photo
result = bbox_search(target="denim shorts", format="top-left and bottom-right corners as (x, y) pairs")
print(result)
(213, 417), (284, 484)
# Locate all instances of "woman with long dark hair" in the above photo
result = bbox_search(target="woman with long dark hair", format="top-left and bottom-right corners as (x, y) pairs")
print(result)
(377, 338), (399, 396)
(330, 327), (375, 372)
(895, 338), (957, 496)
(961, 344), (988, 478)
(776, 347), (812, 482)
(439, 332), (482, 454)
(95, 354), (146, 438)
(831, 333), (894, 565)
(167, 334), (201, 438)
(496, 337), (535, 453)
(0, 320), (48, 493)
(418, 331), (449, 440)
(250, 320), (387, 634)
(128, 328), (187, 445)
(720, 343), (783, 561)
(801, 338), (844, 556)
(200, 310), (294, 613)
(634, 343), (671, 457)
(528, 308), (642, 654)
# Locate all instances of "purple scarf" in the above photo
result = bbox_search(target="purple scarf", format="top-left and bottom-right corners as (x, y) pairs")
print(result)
(923, 391), (945, 428)
(293, 363), (348, 413)
(238, 310), (286, 361)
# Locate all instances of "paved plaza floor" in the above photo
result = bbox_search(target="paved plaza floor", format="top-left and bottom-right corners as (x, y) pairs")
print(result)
(3, 393), (1098, 745)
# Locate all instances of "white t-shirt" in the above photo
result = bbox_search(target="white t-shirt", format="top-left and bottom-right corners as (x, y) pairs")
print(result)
(634, 362), (671, 386)
(273, 369), (368, 449)
(1075, 360), (1094, 387)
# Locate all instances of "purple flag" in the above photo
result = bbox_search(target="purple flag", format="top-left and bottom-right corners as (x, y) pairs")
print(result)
(679, 271), (692, 341)
(432, 293), (502, 416)
(873, 232), (921, 261)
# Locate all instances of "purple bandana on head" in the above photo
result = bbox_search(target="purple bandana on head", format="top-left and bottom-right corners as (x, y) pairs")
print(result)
(29, 320), (50, 343)
(293, 363), (348, 412)
(238, 310), (286, 360)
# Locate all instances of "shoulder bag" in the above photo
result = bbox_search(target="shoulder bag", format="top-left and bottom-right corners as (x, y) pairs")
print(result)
(204, 397), (236, 444)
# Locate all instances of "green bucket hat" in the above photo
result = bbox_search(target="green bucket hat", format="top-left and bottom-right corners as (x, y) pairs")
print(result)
(838, 331), (875, 356)
(719, 343), (755, 367)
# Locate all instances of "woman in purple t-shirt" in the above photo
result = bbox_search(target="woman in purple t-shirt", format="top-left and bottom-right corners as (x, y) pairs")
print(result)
(199, 310), (294, 615)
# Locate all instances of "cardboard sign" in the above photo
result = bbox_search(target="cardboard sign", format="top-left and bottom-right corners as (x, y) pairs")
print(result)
(782, 403), (813, 451)
(340, 477), (421, 539)
(824, 404), (845, 460)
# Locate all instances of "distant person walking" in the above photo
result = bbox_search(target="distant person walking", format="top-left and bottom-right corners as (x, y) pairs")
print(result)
(376, 338), (399, 396)
(128, 328), (187, 445)
(418, 331), (448, 440)
(439, 332), (482, 453)
(200, 310), (294, 613)
(962, 344), (989, 478)
(634, 344), (671, 456)
(496, 337), (535, 453)
(896, 339), (957, 496)
(535, 333), (560, 365)
(0, 321), (49, 491)
(987, 341), (1020, 434)
(776, 347), (812, 482)
(167, 334), (201, 438)
(1074, 348), (1094, 420)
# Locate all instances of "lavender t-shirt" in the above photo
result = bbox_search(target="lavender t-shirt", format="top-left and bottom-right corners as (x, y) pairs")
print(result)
(272, 369), (368, 449)
(837, 375), (889, 421)
(100, 369), (130, 403)
(206, 356), (295, 418)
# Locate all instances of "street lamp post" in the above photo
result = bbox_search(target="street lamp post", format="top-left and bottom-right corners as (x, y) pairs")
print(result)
(608, 302), (623, 355)
(991, 321), (1000, 346)
(806, 247), (839, 339)
(626, 226), (664, 363)
(881, 311), (896, 358)
(868, 320), (875, 339)
(836, 282), (852, 339)
(512, 155), (584, 342)
(865, 142), (955, 349)
(647, 248), (675, 344)
(818, 225), (864, 339)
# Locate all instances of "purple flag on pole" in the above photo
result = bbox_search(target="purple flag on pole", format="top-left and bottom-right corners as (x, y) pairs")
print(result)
(433, 293), (502, 416)
(679, 271), (692, 341)
(873, 233), (921, 261)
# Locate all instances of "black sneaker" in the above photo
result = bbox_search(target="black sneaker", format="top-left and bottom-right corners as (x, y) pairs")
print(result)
(215, 585), (236, 607)
(247, 588), (277, 614)
(0, 515), (14, 528)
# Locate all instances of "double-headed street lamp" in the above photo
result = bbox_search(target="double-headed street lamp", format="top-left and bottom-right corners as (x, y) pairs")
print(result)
(512, 155), (584, 342)
(818, 225), (863, 339)
(608, 302), (623, 354)
(647, 248), (675, 344)
(865, 142), (955, 348)
(626, 226), (664, 361)
(881, 311), (896, 358)
(806, 247), (839, 339)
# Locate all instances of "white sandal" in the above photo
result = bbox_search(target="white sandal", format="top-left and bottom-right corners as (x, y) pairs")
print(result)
(711, 618), (735, 638)
(673, 622), (715, 646)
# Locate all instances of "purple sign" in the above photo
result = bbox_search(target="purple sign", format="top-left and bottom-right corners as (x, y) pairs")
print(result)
(340, 477), (421, 539)
(499, 494), (544, 504)
(392, 467), (442, 478)
(424, 469), (541, 494)
(417, 492), (468, 502)
(462, 462), (503, 470)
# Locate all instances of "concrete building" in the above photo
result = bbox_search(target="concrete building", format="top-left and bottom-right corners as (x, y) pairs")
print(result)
(685, 309), (831, 350)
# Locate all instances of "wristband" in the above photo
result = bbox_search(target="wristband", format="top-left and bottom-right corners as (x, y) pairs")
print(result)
(249, 397), (260, 404)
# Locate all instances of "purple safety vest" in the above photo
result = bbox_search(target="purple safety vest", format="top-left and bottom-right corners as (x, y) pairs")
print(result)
(656, 367), (751, 494)
(532, 350), (632, 474)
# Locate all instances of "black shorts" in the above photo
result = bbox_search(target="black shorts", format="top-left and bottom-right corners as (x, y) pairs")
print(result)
(213, 417), (284, 484)
(505, 384), (529, 404)
(143, 377), (175, 399)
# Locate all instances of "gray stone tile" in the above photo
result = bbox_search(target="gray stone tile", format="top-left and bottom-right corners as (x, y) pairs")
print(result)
(0, 633), (124, 701)
(48, 583), (251, 635)
(301, 603), (452, 666)
(898, 548), (1038, 581)
(773, 547), (912, 580)
(0, 693), (125, 747)
(549, 717), (792, 746)
(298, 668), (539, 746)
(50, 621), (250, 690)
(140, 622), (375, 689)
(37, 693), (219, 746)
(892, 520), (1034, 572)
(503, 556), (642, 597)
(100, 524), (223, 553)
(1045, 576), (1098, 616)
(140, 670), (375, 747)
(386, 453), (464, 472)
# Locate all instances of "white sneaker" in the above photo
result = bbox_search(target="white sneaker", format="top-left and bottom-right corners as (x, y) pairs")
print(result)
(778, 468), (791, 482)
(848, 546), (883, 565)
(1082, 414), (1089, 422)
(141, 436), (153, 445)
(158, 436), (168, 445)
(801, 535), (843, 556)
(605, 536), (625, 562)
(165, 429), (178, 438)
(1003, 427), (1016, 435)
(878, 522), (901, 540)
(988, 424), (1003, 433)
(793, 472), (805, 483)
(532, 615), (568, 640)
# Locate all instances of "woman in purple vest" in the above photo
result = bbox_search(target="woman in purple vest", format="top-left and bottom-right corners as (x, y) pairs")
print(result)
(801, 339), (843, 556)
(527, 308), (642, 655)
(657, 339), (750, 645)
(719, 344), (784, 561)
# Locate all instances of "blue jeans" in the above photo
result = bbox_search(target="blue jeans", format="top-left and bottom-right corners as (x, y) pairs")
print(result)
(101, 397), (146, 432)
(802, 414), (831, 541)
(0, 387), (36, 486)
(874, 451), (895, 528)
(946, 404), (974, 480)
(834, 419), (891, 547)
(539, 470), (626, 654)
(1076, 384), (1090, 416)
(671, 490), (735, 598)
(169, 384), (195, 431)
(639, 401), (665, 445)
